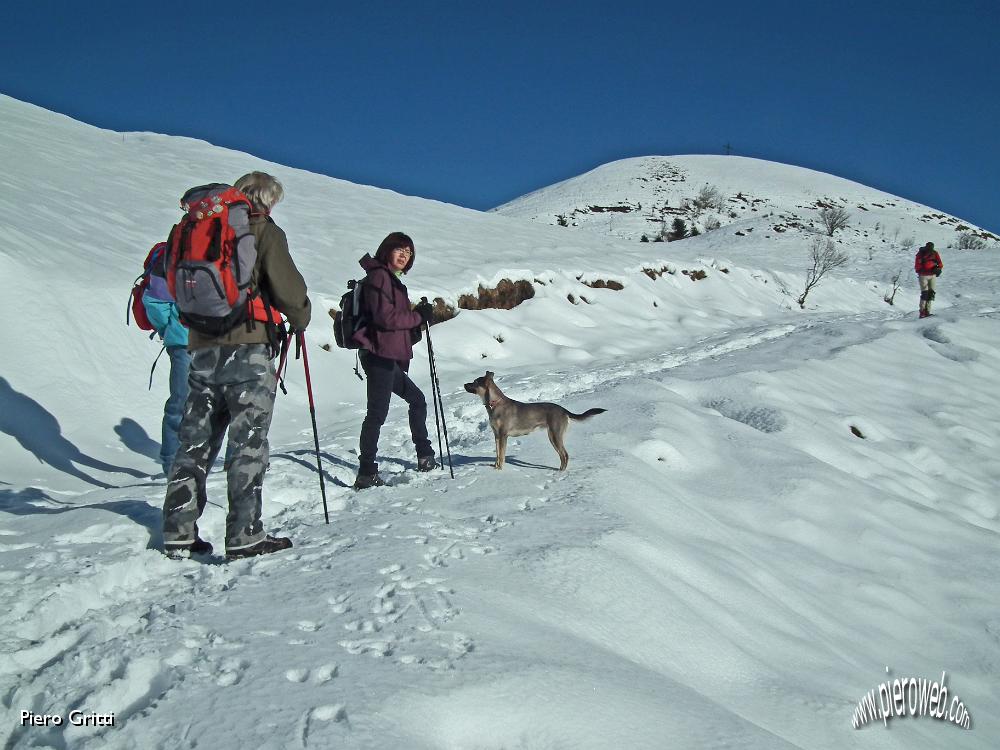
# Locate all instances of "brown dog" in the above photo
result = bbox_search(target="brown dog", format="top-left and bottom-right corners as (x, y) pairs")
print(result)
(463, 371), (606, 471)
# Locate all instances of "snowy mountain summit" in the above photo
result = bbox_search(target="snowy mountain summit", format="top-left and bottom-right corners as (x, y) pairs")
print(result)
(2, 97), (999, 750)
(495, 155), (998, 251)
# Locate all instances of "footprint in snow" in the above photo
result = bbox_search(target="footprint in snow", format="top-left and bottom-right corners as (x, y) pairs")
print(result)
(344, 619), (381, 633)
(284, 664), (339, 684)
(311, 704), (346, 721)
(215, 657), (249, 687)
(328, 593), (352, 614)
(921, 325), (950, 344)
(313, 663), (339, 683)
(339, 637), (394, 657)
(298, 703), (348, 748)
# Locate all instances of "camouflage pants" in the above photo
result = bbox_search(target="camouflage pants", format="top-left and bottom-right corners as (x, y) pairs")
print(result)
(162, 345), (277, 552)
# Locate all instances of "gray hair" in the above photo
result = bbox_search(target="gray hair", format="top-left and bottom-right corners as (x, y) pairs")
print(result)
(234, 172), (284, 213)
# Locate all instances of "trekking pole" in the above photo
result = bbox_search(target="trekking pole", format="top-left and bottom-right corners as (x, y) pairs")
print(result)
(429, 329), (454, 479)
(426, 327), (445, 468)
(420, 299), (444, 465)
(298, 331), (330, 524)
(421, 299), (454, 478)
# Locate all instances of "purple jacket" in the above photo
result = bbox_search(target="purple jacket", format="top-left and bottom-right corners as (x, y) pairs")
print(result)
(353, 253), (422, 362)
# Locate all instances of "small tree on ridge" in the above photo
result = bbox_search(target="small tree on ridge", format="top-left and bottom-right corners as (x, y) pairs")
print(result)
(668, 218), (688, 241)
(797, 238), (849, 308)
(819, 206), (850, 236)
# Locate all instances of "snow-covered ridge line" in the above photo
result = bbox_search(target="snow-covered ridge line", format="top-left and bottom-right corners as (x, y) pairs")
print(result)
(494, 155), (997, 249)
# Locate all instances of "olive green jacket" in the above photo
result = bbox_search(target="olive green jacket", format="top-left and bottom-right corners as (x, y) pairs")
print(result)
(188, 215), (311, 350)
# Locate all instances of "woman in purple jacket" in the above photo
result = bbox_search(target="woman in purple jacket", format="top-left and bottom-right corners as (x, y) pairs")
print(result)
(353, 232), (436, 489)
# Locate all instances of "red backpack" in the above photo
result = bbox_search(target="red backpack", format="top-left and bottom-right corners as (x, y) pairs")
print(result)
(126, 242), (168, 331)
(914, 245), (942, 276)
(165, 184), (261, 335)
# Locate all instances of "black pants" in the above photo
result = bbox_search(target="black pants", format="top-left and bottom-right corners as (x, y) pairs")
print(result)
(359, 351), (433, 475)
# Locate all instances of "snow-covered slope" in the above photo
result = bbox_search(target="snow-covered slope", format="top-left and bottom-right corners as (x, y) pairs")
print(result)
(494, 155), (998, 254)
(2, 98), (925, 492)
(1, 96), (998, 749)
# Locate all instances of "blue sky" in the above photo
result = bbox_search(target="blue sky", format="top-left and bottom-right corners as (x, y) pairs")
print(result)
(3, 0), (998, 232)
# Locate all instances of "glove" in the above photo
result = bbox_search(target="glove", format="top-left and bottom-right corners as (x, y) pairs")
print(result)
(935, 269), (941, 277)
(414, 301), (434, 325)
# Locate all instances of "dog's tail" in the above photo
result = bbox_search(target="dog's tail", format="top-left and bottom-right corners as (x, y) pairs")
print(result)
(568, 407), (607, 421)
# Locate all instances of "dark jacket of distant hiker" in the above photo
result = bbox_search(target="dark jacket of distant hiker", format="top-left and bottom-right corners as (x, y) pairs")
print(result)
(188, 215), (312, 350)
(354, 252), (422, 363)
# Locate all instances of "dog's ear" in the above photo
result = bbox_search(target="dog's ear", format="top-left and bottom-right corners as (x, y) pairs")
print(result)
(485, 371), (495, 382)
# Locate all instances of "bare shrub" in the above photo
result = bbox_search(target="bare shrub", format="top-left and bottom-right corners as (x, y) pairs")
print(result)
(883, 268), (902, 306)
(428, 297), (456, 321)
(578, 278), (624, 291)
(819, 206), (851, 236)
(957, 232), (987, 250)
(457, 279), (535, 311)
(642, 265), (672, 279)
(900, 235), (915, 250)
(692, 184), (726, 214)
(797, 238), (849, 308)
(703, 214), (722, 232)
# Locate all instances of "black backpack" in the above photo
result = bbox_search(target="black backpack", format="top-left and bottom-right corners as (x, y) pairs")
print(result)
(333, 279), (368, 349)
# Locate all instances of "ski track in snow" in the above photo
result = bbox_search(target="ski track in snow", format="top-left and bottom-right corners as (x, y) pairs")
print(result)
(2, 303), (998, 749)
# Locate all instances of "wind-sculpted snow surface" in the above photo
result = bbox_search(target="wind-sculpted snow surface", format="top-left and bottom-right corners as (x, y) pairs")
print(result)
(1, 95), (999, 748)
(4, 309), (1000, 749)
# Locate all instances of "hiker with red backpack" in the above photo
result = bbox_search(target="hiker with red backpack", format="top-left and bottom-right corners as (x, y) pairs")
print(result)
(914, 241), (943, 318)
(161, 172), (311, 560)
(141, 242), (191, 475)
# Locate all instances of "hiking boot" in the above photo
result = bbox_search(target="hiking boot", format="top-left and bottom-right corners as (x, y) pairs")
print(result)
(417, 455), (437, 472)
(353, 472), (386, 490)
(164, 536), (214, 560)
(225, 535), (293, 560)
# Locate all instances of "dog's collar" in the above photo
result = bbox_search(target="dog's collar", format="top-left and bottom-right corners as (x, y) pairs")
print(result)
(487, 398), (501, 411)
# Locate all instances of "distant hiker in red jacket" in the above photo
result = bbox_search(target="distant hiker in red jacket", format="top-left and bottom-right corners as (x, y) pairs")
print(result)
(352, 232), (436, 489)
(914, 242), (943, 318)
